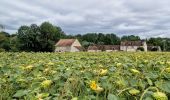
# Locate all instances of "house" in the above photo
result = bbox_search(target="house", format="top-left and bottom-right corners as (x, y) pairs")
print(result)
(88, 45), (102, 52)
(87, 45), (120, 52)
(55, 39), (84, 52)
(104, 45), (120, 52)
(120, 40), (147, 52)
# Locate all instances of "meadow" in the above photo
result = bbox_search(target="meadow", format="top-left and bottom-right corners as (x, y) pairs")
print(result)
(0, 52), (170, 100)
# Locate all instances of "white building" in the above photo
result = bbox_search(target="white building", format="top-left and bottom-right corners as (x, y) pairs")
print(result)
(55, 39), (84, 52)
(120, 40), (147, 52)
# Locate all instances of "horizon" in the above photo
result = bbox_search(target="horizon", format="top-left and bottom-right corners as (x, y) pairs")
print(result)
(1, 0), (170, 38)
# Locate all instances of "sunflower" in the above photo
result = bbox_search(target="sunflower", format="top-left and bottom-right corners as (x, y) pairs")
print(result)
(90, 81), (97, 90)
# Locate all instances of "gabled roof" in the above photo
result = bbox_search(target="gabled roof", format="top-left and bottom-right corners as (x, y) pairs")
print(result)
(88, 46), (98, 50)
(121, 40), (145, 46)
(56, 39), (76, 46)
(104, 45), (120, 50)
(74, 46), (85, 51)
(88, 45), (120, 50)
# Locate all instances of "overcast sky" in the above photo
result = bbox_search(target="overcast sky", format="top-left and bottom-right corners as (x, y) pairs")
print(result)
(1, 0), (170, 38)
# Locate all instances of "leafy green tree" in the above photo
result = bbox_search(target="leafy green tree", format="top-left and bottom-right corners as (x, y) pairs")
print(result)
(104, 34), (120, 45)
(17, 22), (65, 52)
(17, 25), (37, 51)
(0, 31), (11, 51)
(40, 22), (65, 52)
(121, 35), (140, 41)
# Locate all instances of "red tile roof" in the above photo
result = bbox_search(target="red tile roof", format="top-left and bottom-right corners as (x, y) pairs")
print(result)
(88, 46), (98, 50)
(88, 45), (120, 50)
(104, 45), (120, 50)
(74, 46), (84, 51)
(56, 39), (76, 46)
(121, 41), (145, 46)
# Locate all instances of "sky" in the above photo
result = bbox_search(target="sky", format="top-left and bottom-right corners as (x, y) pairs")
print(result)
(1, 0), (170, 38)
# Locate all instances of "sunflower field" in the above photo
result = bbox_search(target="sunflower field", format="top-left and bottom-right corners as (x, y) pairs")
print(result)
(0, 52), (170, 100)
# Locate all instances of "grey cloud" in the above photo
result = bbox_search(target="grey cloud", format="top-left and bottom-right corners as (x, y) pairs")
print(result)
(0, 0), (170, 38)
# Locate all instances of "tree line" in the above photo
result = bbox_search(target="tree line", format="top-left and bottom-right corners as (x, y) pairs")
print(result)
(0, 21), (170, 52)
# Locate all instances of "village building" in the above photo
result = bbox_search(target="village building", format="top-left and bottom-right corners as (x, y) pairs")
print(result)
(55, 39), (84, 52)
(120, 40), (147, 52)
(104, 45), (120, 52)
(87, 45), (120, 52)
(55, 39), (161, 52)
(88, 45), (101, 52)
(88, 40), (151, 52)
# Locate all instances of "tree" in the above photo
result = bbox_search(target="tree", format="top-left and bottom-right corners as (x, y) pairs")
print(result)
(0, 31), (11, 51)
(17, 22), (65, 52)
(103, 34), (120, 45)
(17, 25), (39, 51)
(40, 22), (65, 52)
(121, 35), (140, 41)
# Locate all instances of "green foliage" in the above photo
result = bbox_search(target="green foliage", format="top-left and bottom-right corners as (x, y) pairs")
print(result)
(1, 21), (170, 52)
(151, 47), (158, 51)
(0, 52), (170, 99)
(0, 31), (12, 51)
(121, 35), (140, 41)
(148, 38), (170, 51)
(17, 22), (65, 52)
(137, 47), (144, 51)
(73, 33), (120, 47)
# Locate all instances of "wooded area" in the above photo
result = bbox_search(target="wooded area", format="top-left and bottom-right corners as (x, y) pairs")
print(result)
(0, 22), (170, 52)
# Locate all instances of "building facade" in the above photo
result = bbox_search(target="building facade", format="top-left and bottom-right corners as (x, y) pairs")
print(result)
(55, 39), (83, 52)
(87, 45), (120, 52)
(120, 40), (147, 52)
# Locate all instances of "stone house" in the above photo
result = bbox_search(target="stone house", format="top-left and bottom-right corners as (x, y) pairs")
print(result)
(120, 40), (147, 52)
(104, 45), (120, 52)
(55, 39), (84, 52)
(87, 45), (120, 52)
(87, 45), (102, 52)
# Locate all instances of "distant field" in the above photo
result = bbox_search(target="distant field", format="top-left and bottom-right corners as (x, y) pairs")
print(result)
(0, 52), (170, 100)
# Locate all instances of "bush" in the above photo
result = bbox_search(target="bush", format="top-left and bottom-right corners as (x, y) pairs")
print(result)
(137, 47), (144, 51)
(151, 47), (158, 51)
(0, 48), (5, 52)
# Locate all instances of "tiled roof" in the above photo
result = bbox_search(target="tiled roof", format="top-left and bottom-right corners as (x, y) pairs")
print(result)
(121, 41), (145, 46)
(104, 45), (120, 50)
(56, 39), (76, 46)
(88, 46), (98, 50)
(88, 45), (120, 50)
(74, 46), (84, 51)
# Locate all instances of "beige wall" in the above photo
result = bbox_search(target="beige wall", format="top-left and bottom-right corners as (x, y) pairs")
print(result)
(143, 41), (147, 51)
(106, 50), (113, 52)
(55, 39), (82, 52)
(71, 39), (81, 47)
(88, 50), (101, 52)
(55, 46), (71, 52)
(121, 46), (139, 52)
(70, 46), (80, 52)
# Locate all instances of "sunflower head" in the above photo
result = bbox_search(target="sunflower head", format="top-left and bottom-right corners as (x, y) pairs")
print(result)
(90, 81), (97, 90)
(152, 92), (168, 100)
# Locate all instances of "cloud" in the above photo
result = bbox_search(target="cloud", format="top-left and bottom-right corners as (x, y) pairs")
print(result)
(0, 0), (170, 38)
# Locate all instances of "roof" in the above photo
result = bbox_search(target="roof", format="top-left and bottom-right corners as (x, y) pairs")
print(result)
(74, 46), (84, 51)
(104, 45), (120, 50)
(88, 46), (98, 50)
(121, 41), (145, 46)
(88, 45), (120, 50)
(56, 39), (76, 46)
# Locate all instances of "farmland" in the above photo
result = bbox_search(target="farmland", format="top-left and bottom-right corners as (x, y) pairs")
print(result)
(0, 52), (170, 100)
